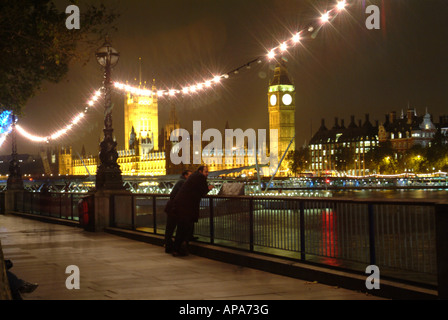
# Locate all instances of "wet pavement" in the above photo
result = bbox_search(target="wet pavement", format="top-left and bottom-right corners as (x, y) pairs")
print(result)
(0, 214), (385, 300)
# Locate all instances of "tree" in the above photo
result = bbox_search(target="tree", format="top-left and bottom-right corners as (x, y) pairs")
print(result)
(365, 140), (396, 174)
(0, 0), (118, 113)
(401, 145), (426, 173)
(286, 147), (310, 175)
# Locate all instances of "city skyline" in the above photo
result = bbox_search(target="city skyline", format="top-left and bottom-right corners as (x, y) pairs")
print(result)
(2, 0), (447, 157)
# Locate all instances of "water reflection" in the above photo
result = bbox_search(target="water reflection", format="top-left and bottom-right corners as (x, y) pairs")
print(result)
(331, 189), (448, 201)
(321, 209), (339, 266)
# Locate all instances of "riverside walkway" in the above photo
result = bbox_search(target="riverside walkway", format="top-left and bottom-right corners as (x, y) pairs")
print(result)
(0, 214), (384, 301)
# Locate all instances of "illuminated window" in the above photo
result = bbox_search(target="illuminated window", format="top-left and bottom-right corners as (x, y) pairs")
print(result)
(336, 133), (342, 142)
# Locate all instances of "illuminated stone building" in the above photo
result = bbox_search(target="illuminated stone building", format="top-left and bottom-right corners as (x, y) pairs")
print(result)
(378, 109), (437, 151)
(69, 62), (295, 178)
(57, 146), (72, 176)
(72, 79), (168, 176)
(124, 79), (159, 153)
(309, 108), (439, 176)
(439, 115), (448, 144)
(309, 114), (379, 176)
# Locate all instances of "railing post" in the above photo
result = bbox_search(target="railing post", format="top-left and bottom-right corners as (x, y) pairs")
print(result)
(209, 197), (214, 245)
(153, 196), (157, 234)
(368, 203), (376, 266)
(249, 197), (254, 252)
(109, 194), (115, 228)
(70, 194), (74, 220)
(435, 203), (448, 300)
(131, 195), (135, 230)
(300, 200), (306, 261)
(22, 192), (25, 212)
(0, 193), (4, 214)
(13, 192), (16, 212)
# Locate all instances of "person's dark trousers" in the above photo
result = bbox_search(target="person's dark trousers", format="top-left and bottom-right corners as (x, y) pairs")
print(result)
(173, 219), (194, 255)
(164, 214), (177, 253)
(7, 270), (24, 300)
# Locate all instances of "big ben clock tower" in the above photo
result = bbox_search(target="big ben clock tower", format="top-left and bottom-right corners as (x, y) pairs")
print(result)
(268, 61), (296, 176)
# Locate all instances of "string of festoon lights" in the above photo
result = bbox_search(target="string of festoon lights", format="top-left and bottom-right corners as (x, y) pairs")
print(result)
(8, 0), (349, 145)
(113, 0), (349, 98)
(11, 89), (102, 144)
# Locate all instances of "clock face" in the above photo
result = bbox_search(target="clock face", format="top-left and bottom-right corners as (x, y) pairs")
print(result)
(282, 94), (292, 106)
(270, 94), (277, 106)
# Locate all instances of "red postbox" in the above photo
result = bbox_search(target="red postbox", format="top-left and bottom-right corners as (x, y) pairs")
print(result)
(78, 196), (95, 231)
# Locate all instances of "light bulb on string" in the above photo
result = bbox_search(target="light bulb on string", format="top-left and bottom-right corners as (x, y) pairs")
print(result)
(336, 0), (347, 12)
(292, 32), (301, 44)
(321, 12), (330, 24)
(267, 49), (276, 60)
(280, 42), (288, 52)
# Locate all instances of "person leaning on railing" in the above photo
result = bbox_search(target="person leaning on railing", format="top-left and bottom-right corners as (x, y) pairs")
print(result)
(171, 166), (213, 257)
(164, 170), (192, 253)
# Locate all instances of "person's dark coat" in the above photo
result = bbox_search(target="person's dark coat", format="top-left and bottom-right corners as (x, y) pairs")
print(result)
(170, 177), (187, 200)
(172, 171), (210, 223)
(164, 176), (187, 215)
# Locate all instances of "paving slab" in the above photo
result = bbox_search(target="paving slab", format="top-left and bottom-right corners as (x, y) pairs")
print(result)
(0, 214), (384, 301)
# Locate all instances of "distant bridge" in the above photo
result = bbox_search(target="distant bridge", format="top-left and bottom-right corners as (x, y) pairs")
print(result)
(0, 173), (446, 196)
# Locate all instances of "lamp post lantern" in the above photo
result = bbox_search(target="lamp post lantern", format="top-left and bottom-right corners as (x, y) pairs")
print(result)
(95, 39), (123, 190)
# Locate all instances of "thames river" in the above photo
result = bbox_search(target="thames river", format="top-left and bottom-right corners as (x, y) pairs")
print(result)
(330, 188), (448, 201)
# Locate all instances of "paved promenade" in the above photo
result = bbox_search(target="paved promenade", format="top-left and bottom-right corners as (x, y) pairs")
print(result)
(0, 214), (384, 300)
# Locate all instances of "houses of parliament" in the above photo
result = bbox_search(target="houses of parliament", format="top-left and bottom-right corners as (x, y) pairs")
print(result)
(51, 62), (297, 178)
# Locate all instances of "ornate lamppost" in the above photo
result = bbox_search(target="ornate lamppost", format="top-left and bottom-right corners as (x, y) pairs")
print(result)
(95, 39), (123, 190)
(7, 113), (24, 190)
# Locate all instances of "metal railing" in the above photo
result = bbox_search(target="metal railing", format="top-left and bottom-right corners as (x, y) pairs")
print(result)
(13, 191), (85, 221)
(110, 194), (438, 286)
(4, 191), (439, 287)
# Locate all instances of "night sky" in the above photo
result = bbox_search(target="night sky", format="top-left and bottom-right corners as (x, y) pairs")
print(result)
(4, 0), (448, 157)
